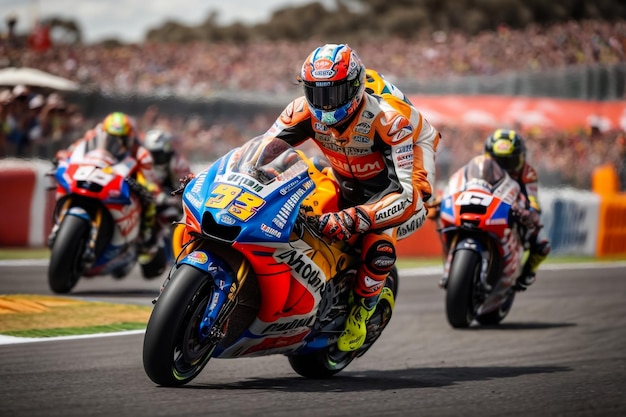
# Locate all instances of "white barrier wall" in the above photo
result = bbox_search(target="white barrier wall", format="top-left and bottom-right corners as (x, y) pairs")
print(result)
(539, 188), (600, 256)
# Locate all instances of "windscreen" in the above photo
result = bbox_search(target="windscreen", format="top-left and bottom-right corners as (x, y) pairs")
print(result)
(229, 136), (307, 184)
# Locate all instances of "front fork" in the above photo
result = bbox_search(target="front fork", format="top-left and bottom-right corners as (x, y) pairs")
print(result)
(441, 237), (492, 293)
(48, 198), (102, 265)
(199, 256), (252, 344)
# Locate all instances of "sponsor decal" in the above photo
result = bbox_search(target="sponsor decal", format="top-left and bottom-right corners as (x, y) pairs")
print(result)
(186, 193), (203, 209)
(190, 171), (206, 194)
(395, 144), (413, 154)
(314, 122), (329, 132)
(362, 110), (375, 119)
(374, 257), (395, 268)
(375, 200), (407, 221)
(352, 135), (370, 143)
(345, 147), (371, 156)
(261, 223), (282, 239)
(279, 180), (300, 195)
(315, 134), (333, 143)
(188, 251), (209, 264)
(354, 122), (371, 134)
(219, 214), (236, 225)
(242, 331), (308, 355)
(313, 58), (333, 70)
(396, 209), (426, 239)
(275, 249), (324, 293)
(226, 174), (264, 193)
(262, 316), (316, 334)
(326, 154), (383, 179)
(277, 160), (309, 182)
(312, 69), (335, 78)
(272, 186), (309, 229)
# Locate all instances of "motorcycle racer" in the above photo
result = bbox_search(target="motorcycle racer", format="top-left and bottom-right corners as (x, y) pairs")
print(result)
(53, 112), (162, 257)
(484, 128), (551, 290)
(262, 43), (441, 351)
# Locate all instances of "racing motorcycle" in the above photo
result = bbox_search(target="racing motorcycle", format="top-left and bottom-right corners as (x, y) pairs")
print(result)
(47, 135), (167, 294)
(142, 136), (398, 387)
(438, 155), (527, 328)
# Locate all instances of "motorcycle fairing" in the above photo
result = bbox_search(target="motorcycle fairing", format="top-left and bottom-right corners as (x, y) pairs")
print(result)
(440, 156), (526, 315)
(173, 138), (357, 359)
(51, 141), (143, 277)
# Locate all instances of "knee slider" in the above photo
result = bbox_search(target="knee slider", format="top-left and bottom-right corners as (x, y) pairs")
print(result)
(364, 239), (396, 275)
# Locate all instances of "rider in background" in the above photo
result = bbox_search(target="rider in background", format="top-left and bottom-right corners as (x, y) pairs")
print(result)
(143, 128), (191, 199)
(484, 128), (551, 290)
(54, 112), (161, 257)
(262, 43), (440, 352)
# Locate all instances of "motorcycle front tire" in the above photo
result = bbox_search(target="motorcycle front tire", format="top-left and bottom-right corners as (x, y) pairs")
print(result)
(48, 215), (90, 294)
(142, 264), (216, 387)
(445, 248), (481, 328)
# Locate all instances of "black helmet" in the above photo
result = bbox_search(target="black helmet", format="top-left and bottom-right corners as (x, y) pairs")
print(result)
(484, 129), (526, 176)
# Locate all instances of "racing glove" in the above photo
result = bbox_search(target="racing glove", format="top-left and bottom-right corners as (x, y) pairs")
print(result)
(318, 207), (370, 241)
(172, 173), (195, 196)
(515, 207), (540, 229)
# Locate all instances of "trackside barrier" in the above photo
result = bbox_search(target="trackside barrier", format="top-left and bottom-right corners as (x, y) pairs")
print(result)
(2, 158), (625, 258)
(538, 188), (601, 256)
(0, 158), (55, 247)
(595, 194), (626, 257)
(395, 217), (443, 258)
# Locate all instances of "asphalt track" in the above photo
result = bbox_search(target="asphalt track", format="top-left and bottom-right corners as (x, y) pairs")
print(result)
(1, 260), (625, 417)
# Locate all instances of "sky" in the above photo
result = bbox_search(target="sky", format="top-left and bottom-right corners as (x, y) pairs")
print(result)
(1, 0), (336, 43)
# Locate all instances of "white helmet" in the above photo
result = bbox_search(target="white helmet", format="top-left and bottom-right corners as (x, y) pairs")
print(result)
(144, 129), (174, 165)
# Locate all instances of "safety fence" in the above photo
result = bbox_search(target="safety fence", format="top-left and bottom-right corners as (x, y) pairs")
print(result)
(1, 159), (625, 258)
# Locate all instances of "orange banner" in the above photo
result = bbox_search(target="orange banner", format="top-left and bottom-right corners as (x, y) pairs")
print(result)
(408, 95), (626, 131)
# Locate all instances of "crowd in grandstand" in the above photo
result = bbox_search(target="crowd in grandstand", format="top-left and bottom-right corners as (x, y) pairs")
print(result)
(1, 18), (625, 190)
(4, 19), (624, 96)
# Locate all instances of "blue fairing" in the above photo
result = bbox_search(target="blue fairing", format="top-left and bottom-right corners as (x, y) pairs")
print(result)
(55, 165), (71, 193)
(440, 195), (455, 220)
(103, 180), (132, 205)
(182, 142), (314, 244)
(493, 200), (512, 223)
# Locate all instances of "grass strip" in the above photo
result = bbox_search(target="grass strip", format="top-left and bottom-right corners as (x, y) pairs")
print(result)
(0, 294), (152, 337)
(4, 322), (147, 338)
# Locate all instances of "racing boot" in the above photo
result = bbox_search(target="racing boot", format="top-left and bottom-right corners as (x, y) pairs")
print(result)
(515, 239), (550, 291)
(338, 295), (377, 352)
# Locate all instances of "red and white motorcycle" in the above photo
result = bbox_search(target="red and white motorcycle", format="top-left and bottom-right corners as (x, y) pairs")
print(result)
(48, 136), (167, 293)
(438, 155), (528, 328)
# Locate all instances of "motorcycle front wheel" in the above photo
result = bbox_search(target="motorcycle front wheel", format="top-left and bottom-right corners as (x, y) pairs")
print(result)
(48, 215), (90, 294)
(476, 291), (516, 325)
(142, 264), (217, 386)
(445, 249), (481, 328)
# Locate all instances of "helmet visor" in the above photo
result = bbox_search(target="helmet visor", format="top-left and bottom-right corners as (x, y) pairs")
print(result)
(494, 155), (522, 174)
(304, 79), (357, 110)
(102, 133), (128, 160)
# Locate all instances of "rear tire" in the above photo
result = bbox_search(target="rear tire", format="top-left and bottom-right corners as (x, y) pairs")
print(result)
(48, 215), (89, 294)
(288, 268), (399, 378)
(445, 249), (480, 328)
(143, 265), (215, 386)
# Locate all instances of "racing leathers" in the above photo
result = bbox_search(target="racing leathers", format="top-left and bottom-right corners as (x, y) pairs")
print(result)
(509, 161), (551, 290)
(264, 92), (440, 351)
